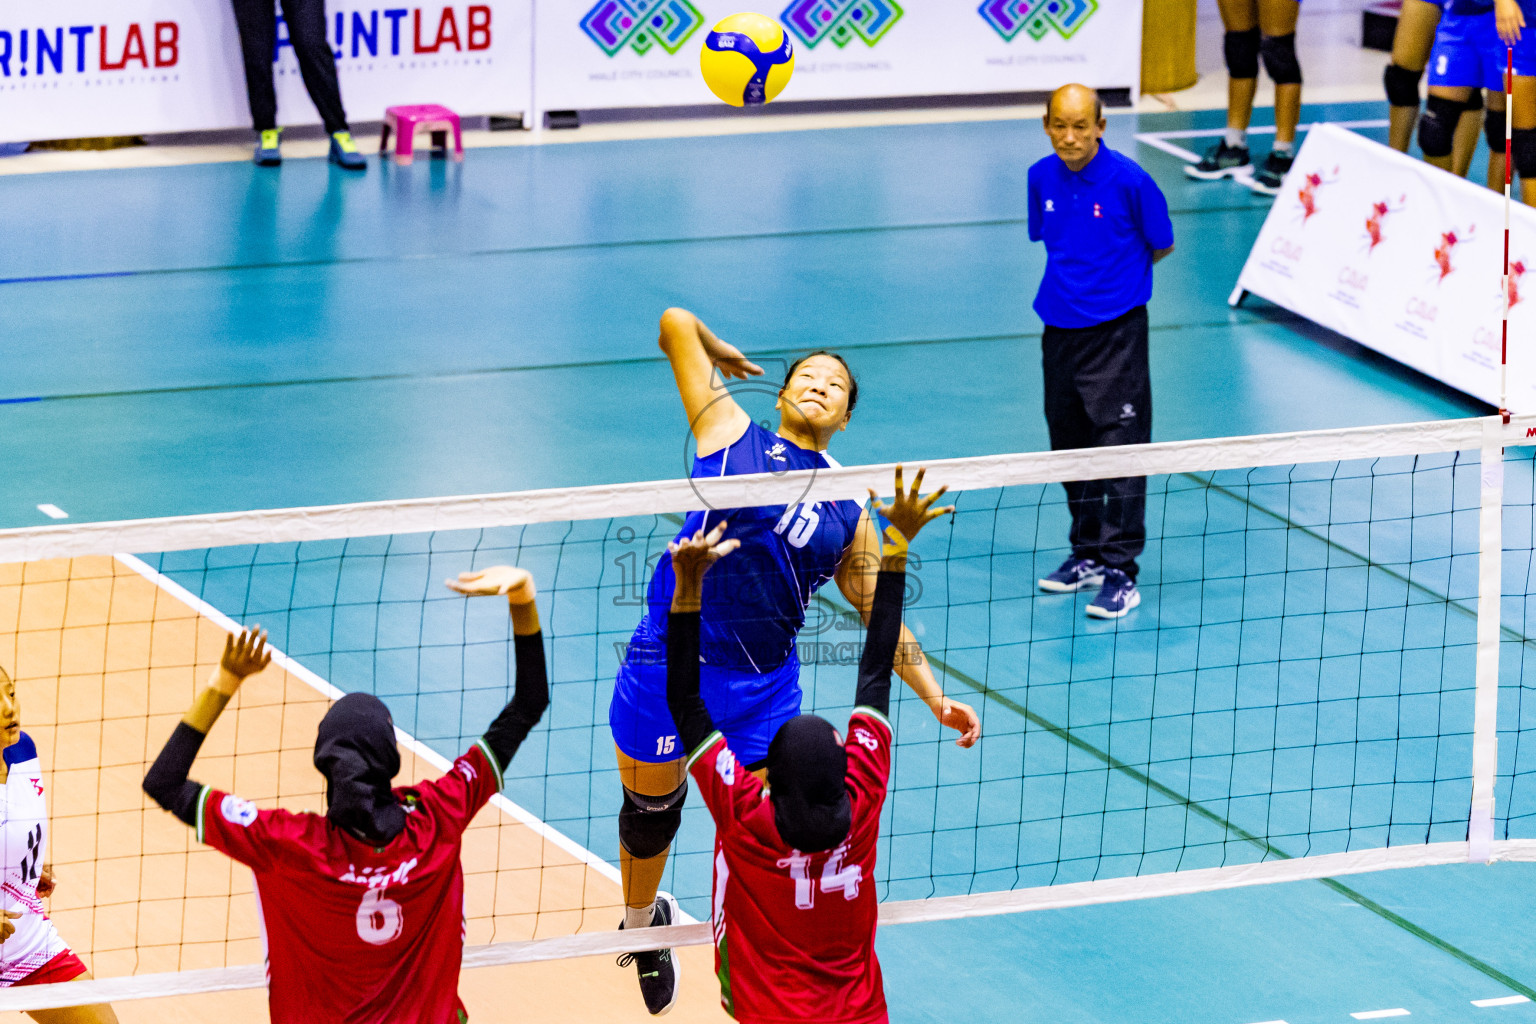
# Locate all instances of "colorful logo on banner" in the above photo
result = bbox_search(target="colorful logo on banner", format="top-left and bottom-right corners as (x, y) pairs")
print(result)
(781, 0), (903, 49)
(581, 0), (704, 56)
(978, 0), (1097, 41)
(1434, 225), (1475, 282)
(1364, 196), (1406, 253)
(1293, 166), (1339, 224)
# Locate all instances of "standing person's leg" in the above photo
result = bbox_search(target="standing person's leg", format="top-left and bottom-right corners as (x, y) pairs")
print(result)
(1386, 0), (1444, 152)
(1038, 324), (1108, 593)
(1488, 87), (1509, 190)
(279, 0), (366, 168)
(1073, 307), (1151, 619)
(230, 0), (283, 165)
(1252, 0), (1303, 194)
(1453, 90), (1486, 177)
(1421, 86), (1476, 170)
(1187, 0), (1260, 180)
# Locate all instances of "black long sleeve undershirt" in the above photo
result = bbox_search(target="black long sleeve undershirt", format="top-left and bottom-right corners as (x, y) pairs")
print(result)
(143, 630), (551, 825)
(667, 610), (715, 758)
(667, 566), (907, 757)
(854, 570), (905, 718)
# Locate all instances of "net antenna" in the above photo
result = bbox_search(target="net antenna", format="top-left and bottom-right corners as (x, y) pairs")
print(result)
(1504, 46), (1515, 425)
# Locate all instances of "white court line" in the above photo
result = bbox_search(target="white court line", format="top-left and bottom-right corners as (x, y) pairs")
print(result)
(1473, 996), (1533, 1007)
(1242, 1019), (1291, 1023)
(1352, 1010), (1411, 1019)
(114, 552), (637, 892)
(35, 504), (67, 520)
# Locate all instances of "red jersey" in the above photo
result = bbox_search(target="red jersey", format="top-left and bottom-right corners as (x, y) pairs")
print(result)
(196, 741), (504, 1024)
(688, 707), (893, 1024)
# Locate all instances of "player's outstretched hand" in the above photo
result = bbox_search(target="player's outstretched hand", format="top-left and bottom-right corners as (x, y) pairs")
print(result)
(0, 909), (21, 942)
(217, 628), (271, 694)
(446, 566), (537, 605)
(670, 521), (740, 590)
(868, 465), (955, 556)
(1498, 0), (1525, 44)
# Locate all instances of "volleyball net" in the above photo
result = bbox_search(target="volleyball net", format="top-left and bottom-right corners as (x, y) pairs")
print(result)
(0, 414), (1534, 1011)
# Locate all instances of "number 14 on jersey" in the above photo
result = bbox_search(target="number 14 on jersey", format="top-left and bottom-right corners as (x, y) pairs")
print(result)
(776, 843), (861, 909)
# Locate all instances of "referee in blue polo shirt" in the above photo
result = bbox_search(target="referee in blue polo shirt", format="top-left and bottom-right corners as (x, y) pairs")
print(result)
(1029, 84), (1175, 620)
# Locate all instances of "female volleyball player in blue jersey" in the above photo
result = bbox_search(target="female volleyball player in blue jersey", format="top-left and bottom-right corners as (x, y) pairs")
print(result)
(609, 307), (982, 1015)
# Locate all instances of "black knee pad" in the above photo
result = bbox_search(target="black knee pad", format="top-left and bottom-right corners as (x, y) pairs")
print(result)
(1384, 62), (1424, 108)
(1464, 88), (1485, 112)
(1224, 27), (1261, 80)
(1487, 108), (1508, 154)
(618, 784), (686, 860)
(1419, 94), (1464, 157)
(1261, 33), (1302, 85)
(1514, 127), (1536, 178)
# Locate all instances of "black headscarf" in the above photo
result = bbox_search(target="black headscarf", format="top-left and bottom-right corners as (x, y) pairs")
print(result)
(313, 693), (406, 845)
(767, 714), (850, 853)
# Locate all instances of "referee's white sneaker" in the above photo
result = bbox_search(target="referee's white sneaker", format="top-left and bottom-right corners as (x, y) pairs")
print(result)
(1086, 569), (1140, 619)
(1038, 556), (1105, 593)
(618, 892), (682, 1015)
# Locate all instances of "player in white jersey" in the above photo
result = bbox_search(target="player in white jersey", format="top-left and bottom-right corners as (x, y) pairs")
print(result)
(0, 664), (118, 1022)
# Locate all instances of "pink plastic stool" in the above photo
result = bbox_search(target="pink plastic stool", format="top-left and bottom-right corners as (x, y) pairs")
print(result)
(380, 104), (463, 166)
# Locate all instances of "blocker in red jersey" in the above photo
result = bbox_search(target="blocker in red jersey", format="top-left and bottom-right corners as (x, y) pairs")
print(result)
(664, 465), (953, 1024)
(144, 566), (550, 1024)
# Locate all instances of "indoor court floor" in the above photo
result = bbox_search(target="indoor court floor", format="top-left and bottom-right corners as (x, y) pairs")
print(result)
(1, 99), (1534, 1023)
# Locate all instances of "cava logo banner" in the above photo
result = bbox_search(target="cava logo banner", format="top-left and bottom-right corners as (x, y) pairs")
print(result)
(780, 0), (903, 49)
(580, 0), (704, 56)
(978, 0), (1097, 41)
(1233, 123), (1536, 412)
(0, 0), (532, 143)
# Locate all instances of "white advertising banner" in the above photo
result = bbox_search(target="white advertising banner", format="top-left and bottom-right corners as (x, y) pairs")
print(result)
(0, 0), (531, 143)
(536, 0), (1139, 112)
(1233, 123), (1536, 413)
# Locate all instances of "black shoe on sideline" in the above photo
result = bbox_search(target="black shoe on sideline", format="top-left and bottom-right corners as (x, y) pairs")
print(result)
(617, 892), (682, 1016)
(1249, 150), (1294, 195)
(1183, 140), (1251, 180)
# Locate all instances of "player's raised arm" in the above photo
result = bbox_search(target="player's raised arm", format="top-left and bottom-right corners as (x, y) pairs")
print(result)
(836, 489), (980, 747)
(143, 628), (272, 825)
(446, 567), (550, 774)
(860, 466), (955, 717)
(658, 307), (760, 456)
(665, 521), (741, 756)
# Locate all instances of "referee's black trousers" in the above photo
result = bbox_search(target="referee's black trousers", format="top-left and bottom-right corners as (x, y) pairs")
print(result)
(1041, 304), (1151, 580)
(231, 0), (350, 134)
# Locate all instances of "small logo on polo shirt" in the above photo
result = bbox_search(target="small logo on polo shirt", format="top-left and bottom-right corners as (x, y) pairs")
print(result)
(1044, 199), (1054, 212)
(1121, 403), (1136, 419)
(1093, 203), (1103, 218)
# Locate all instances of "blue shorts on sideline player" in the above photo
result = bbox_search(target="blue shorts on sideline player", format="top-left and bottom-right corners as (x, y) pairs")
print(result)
(1430, 4), (1510, 90)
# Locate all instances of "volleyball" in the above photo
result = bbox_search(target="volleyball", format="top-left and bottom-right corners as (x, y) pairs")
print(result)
(700, 13), (795, 107)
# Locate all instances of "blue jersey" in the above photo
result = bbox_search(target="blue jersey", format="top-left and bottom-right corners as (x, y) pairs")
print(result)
(627, 420), (864, 673)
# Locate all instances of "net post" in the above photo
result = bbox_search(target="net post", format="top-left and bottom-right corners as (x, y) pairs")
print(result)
(1469, 416), (1505, 863)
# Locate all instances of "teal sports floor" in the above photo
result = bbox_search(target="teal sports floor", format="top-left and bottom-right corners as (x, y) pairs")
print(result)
(4, 100), (1536, 1023)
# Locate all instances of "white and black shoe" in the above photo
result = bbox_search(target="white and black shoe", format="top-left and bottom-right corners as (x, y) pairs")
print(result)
(1038, 556), (1106, 593)
(1184, 140), (1252, 180)
(618, 892), (682, 1015)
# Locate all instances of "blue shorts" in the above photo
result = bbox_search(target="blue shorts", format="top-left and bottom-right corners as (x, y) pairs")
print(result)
(609, 651), (802, 766)
(1429, 11), (1506, 90)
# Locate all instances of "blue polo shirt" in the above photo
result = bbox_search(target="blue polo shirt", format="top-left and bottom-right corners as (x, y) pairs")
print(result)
(1028, 144), (1174, 329)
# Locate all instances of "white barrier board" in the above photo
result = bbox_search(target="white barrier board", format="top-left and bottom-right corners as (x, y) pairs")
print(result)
(536, 0), (1139, 111)
(0, 0), (531, 143)
(1233, 123), (1536, 412)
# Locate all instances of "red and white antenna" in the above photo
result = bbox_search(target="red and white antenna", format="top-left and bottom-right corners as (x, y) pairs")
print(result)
(1503, 46), (1514, 425)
